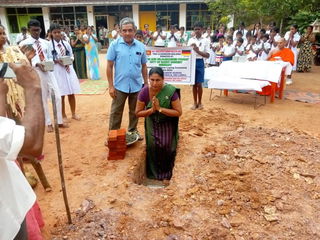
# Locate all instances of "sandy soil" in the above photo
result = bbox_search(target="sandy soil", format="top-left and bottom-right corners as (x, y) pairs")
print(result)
(30, 58), (320, 240)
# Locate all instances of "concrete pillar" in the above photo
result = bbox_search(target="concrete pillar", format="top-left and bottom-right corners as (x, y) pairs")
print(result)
(179, 3), (187, 29)
(42, 7), (50, 33)
(0, 8), (9, 33)
(87, 6), (95, 28)
(227, 15), (234, 28)
(132, 4), (139, 28)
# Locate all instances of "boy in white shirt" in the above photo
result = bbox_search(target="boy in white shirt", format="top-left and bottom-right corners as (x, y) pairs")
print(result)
(235, 38), (245, 56)
(222, 36), (235, 61)
(187, 22), (210, 110)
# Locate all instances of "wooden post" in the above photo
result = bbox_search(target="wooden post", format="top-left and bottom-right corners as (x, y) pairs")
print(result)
(30, 157), (52, 192)
(51, 92), (72, 224)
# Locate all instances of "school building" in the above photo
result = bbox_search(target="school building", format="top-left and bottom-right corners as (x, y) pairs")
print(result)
(0, 0), (212, 38)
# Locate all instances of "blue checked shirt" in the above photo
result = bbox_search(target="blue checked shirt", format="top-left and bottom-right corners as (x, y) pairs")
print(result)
(107, 37), (147, 93)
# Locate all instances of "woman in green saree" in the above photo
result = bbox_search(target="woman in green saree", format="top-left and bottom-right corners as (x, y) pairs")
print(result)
(70, 27), (87, 79)
(136, 67), (182, 180)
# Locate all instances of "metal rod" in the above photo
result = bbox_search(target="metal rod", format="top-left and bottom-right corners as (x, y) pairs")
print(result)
(51, 91), (72, 224)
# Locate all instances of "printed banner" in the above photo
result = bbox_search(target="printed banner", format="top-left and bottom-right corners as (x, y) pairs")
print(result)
(146, 47), (196, 85)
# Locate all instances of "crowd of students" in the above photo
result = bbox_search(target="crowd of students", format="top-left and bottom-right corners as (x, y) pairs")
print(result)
(14, 19), (315, 87)
(130, 21), (316, 85)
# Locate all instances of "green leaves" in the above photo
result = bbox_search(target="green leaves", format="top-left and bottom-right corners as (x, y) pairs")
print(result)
(207, 0), (319, 32)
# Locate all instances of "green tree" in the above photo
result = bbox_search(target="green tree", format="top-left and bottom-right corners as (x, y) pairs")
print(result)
(207, 0), (319, 32)
(289, 10), (320, 33)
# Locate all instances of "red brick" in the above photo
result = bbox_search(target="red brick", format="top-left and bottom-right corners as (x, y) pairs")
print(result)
(108, 130), (117, 141)
(117, 128), (126, 137)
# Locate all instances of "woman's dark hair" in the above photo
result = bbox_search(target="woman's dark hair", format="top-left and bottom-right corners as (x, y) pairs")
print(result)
(272, 26), (280, 33)
(135, 30), (143, 36)
(217, 35), (225, 40)
(236, 31), (243, 36)
(260, 28), (266, 34)
(292, 24), (298, 30)
(237, 38), (244, 44)
(50, 23), (61, 32)
(27, 19), (41, 28)
(270, 21), (276, 27)
(307, 25), (313, 30)
(149, 67), (164, 79)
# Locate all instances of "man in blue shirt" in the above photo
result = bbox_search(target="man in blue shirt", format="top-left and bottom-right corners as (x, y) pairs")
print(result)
(106, 17), (148, 136)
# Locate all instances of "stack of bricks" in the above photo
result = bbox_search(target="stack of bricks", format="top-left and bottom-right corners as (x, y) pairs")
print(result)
(107, 129), (127, 160)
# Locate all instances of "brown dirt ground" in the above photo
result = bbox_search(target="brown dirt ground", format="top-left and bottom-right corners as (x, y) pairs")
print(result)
(30, 57), (320, 240)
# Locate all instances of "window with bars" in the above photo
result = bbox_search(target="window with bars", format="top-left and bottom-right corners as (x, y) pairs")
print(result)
(6, 8), (43, 33)
(186, 3), (211, 30)
(49, 6), (88, 31)
(93, 5), (132, 19)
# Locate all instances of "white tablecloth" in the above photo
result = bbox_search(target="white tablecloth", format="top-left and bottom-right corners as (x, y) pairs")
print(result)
(205, 60), (291, 91)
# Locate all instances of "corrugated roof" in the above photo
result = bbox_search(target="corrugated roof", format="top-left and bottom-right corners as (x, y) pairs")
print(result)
(0, 0), (205, 7)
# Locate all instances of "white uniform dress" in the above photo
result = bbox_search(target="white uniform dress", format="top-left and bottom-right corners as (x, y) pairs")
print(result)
(20, 37), (64, 125)
(284, 31), (301, 71)
(166, 32), (180, 47)
(49, 39), (81, 96)
(153, 31), (166, 47)
(235, 45), (245, 57)
(202, 32), (215, 65)
(258, 42), (271, 61)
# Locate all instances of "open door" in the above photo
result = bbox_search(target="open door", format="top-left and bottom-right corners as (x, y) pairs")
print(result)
(139, 11), (156, 32)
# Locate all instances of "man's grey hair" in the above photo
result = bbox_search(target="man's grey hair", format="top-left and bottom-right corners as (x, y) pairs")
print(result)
(120, 17), (136, 29)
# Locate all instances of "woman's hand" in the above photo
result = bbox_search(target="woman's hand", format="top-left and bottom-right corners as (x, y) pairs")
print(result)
(152, 96), (160, 111)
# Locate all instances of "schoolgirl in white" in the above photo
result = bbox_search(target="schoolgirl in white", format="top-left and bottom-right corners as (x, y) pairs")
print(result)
(49, 23), (81, 122)
(153, 25), (166, 47)
(284, 24), (301, 70)
(258, 34), (271, 61)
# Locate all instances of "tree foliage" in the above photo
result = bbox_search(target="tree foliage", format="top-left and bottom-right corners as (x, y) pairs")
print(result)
(289, 10), (320, 33)
(207, 0), (319, 32)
